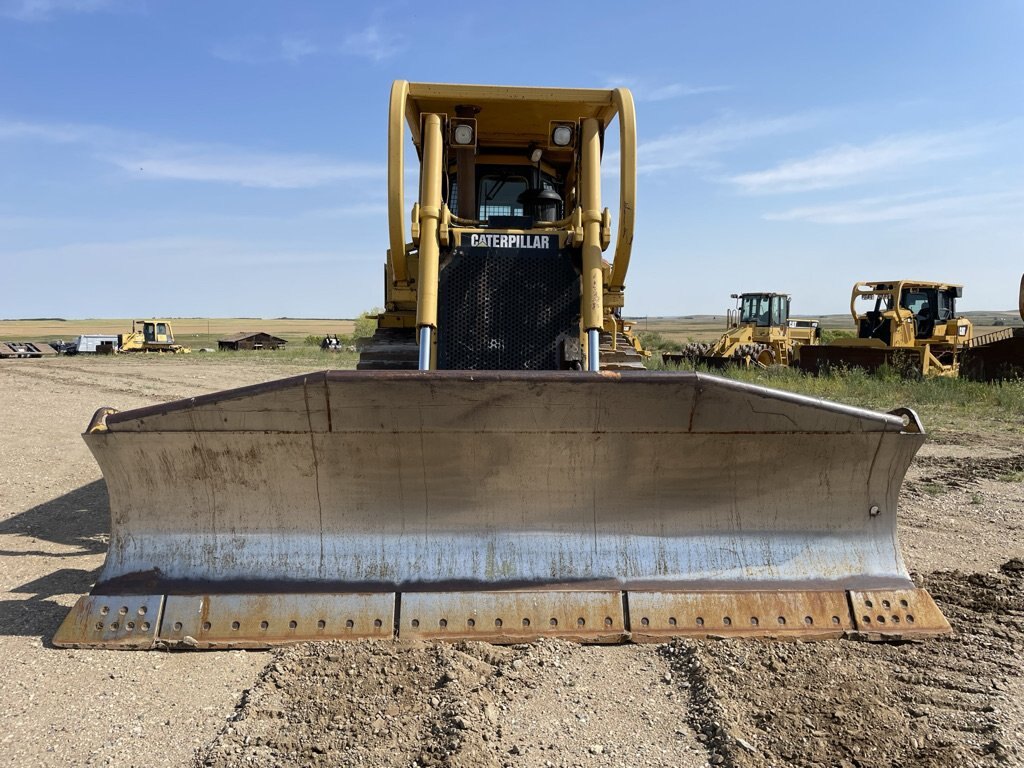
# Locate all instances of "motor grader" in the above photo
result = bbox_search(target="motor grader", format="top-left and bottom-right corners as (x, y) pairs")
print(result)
(663, 291), (820, 368)
(55, 82), (948, 650)
(799, 280), (970, 377)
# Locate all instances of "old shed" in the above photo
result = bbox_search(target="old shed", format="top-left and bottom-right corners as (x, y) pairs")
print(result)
(217, 332), (288, 351)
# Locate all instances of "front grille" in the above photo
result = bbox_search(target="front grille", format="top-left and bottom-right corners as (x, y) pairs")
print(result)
(437, 246), (580, 370)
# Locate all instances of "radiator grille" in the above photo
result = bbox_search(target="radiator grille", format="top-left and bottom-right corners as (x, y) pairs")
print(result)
(437, 247), (580, 370)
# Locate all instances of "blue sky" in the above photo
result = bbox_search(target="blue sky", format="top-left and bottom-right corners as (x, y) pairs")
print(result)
(1, 1), (1022, 318)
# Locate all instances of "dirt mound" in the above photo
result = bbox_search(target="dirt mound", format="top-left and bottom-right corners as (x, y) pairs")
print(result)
(663, 565), (1024, 767)
(194, 639), (705, 768)
(195, 640), (509, 767)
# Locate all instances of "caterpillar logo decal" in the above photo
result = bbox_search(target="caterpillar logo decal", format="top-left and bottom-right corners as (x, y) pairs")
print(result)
(469, 233), (555, 250)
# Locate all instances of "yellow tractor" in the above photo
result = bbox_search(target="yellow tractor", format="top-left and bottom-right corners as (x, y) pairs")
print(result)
(663, 291), (820, 368)
(800, 280), (971, 377)
(55, 82), (947, 650)
(117, 319), (190, 354)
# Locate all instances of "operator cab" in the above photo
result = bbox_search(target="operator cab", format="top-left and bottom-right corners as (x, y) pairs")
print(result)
(449, 163), (564, 226)
(900, 286), (958, 339)
(738, 293), (789, 327)
(135, 320), (171, 345)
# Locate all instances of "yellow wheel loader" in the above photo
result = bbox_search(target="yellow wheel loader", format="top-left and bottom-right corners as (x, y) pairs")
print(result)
(117, 319), (190, 354)
(55, 82), (948, 650)
(799, 280), (972, 377)
(663, 292), (820, 368)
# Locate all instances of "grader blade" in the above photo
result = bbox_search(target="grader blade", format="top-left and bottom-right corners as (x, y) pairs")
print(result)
(54, 370), (949, 649)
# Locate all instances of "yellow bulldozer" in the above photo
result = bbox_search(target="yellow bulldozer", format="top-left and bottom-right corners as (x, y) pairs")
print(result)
(117, 319), (190, 354)
(663, 291), (820, 368)
(799, 280), (972, 377)
(55, 82), (948, 650)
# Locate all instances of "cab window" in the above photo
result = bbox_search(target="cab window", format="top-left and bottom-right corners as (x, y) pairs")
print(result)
(740, 295), (772, 326)
(477, 173), (528, 220)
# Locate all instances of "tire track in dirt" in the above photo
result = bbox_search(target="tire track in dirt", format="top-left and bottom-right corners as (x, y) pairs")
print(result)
(2, 362), (192, 402)
(194, 565), (1024, 768)
(906, 454), (1024, 496)
(662, 562), (1024, 767)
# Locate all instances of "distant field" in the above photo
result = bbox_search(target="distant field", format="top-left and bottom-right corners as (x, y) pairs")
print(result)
(0, 317), (357, 349)
(1, 311), (1018, 349)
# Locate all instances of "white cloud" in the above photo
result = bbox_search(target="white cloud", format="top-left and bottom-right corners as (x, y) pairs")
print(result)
(0, 117), (383, 189)
(604, 77), (730, 102)
(340, 24), (404, 62)
(0, 118), (93, 142)
(303, 203), (389, 219)
(212, 25), (404, 66)
(729, 132), (981, 194)
(634, 112), (821, 174)
(211, 35), (319, 65)
(2, 235), (375, 268)
(280, 36), (318, 62)
(107, 150), (380, 188)
(0, 0), (116, 21)
(764, 190), (1024, 225)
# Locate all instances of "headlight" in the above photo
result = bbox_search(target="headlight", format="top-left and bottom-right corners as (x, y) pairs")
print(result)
(453, 123), (474, 145)
(552, 125), (573, 146)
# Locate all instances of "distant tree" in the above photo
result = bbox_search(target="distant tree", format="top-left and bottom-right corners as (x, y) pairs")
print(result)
(353, 308), (382, 339)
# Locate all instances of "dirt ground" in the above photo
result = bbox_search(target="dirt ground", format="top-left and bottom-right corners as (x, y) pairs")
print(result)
(1, 356), (1022, 768)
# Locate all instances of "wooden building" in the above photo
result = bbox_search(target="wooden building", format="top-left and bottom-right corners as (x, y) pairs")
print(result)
(217, 332), (288, 351)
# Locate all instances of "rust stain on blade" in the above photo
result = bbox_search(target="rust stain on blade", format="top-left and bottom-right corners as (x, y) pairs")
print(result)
(158, 594), (396, 648)
(399, 591), (627, 644)
(849, 588), (951, 637)
(52, 594), (163, 649)
(628, 591), (854, 641)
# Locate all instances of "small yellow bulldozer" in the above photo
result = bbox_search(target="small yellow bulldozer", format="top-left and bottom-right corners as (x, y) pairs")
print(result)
(55, 82), (947, 650)
(663, 291), (820, 368)
(118, 319), (190, 354)
(800, 280), (971, 377)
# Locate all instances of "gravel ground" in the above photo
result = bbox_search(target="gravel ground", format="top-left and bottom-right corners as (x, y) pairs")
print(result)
(1, 356), (1022, 767)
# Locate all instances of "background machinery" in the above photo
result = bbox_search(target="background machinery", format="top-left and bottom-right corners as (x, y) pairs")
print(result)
(55, 82), (947, 649)
(663, 291), (819, 368)
(117, 319), (190, 353)
(799, 280), (971, 377)
(960, 274), (1024, 382)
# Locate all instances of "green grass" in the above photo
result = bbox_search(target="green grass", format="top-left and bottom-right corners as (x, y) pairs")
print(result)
(647, 356), (1024, 426)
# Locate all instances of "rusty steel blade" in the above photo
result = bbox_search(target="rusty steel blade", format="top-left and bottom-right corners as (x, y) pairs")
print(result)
(400, 591), (627, 643)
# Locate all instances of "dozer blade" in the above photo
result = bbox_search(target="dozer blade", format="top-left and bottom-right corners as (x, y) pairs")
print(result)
(55, 370), (949, 649)
(799, 345), (925, 376)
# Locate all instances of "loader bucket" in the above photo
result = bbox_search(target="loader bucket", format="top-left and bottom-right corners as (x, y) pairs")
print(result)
(55, 370), (949, 649)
